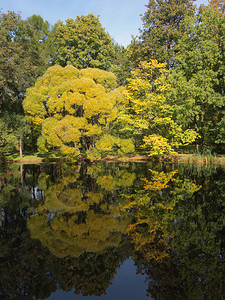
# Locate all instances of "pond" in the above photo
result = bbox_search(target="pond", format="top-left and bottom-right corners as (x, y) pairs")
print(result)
(0, 161), (225, 299)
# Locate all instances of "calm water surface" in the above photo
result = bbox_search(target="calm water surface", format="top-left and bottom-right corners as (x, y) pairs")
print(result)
(0, 161), (225, 299)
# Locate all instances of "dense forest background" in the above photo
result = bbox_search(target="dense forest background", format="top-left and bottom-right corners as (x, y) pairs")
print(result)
(0, 0), (224, 160)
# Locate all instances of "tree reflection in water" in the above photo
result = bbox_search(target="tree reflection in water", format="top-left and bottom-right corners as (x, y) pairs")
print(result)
(0, 162), (225, 299)
(122, 164), (225, 299)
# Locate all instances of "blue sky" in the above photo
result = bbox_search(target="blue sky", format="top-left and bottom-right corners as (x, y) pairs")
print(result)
(1, 0), (208, 46)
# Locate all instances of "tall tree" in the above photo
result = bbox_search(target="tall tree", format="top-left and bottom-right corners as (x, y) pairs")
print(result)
(0, 12), (57, 119)
(169, 5), (225, 152)
(109, 42), (134, 86)
(0, 11), (47, 114)
(54, 14), (115, 70)
(128, 0), (196, 68)
(26, 14), (54, 70)
(0, 11), (49, 157)
(27, 14), (50, 44)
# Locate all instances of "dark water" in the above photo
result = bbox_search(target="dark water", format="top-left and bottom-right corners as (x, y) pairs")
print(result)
(0, 161), (225, 299)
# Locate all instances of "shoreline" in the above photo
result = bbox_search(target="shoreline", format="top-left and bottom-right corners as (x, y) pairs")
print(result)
(3, 153), (225, 165)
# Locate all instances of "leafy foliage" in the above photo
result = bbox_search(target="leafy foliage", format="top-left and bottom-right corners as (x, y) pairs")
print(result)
(119, 60), (198, 157)
(54, 14), (115, 70)
(0, 114), (31, 159)
(169, 5), (225, 152)
(23, 65), (134, 158)
(0, 11), (54, 157)
(0, 11), (48, 113)
(128, 0), (196, 68)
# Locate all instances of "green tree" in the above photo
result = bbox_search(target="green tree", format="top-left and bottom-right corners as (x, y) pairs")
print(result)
(26, 14), (55, 70)
(0, 11), (47, 114)
(54, 14), (115, 70)
(109, 42), (132, 86)
(0, 114), (31, 160)
(0, 120), (17, 161)
(27, 14), (50, 44)
(23, 65), (134, 159)
(169, 6), (225, 152)
(0, 11), (52, 157)
(128, 0), (196, 68)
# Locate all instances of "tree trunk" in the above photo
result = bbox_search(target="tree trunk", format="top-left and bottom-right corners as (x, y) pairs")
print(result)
(194, 116), (199, 152)
(19, 136), (22, 158)
(200, 112), (205, 153)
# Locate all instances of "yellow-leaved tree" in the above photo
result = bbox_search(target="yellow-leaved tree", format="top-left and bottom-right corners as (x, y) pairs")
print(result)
(119, 60), (198, 157)
(23, 65), (134, 159)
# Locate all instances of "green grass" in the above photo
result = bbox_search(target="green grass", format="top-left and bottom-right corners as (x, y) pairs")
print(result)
(5, 151), (63, 161)
(169, 153), (225, 166)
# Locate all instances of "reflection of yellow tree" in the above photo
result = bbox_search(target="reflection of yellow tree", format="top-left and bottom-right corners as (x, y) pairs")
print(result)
(37, 167), (87, 213)
(45, 186), (87, 213)
(27, 162), (136, 258)
(87, 164), (136, 191)
(96, 171), (135, 191)
(28, 205), (128, 258)
(121, 169), (200, 262)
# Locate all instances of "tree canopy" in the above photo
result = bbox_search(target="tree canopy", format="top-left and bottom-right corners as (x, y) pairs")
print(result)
(0, 11), (48, 114)
(128, 0), (196, 68)
(23, 65), (134, 158)
(119, 60), (198, 156)
(54, 14), (115, 70)
(169, 5), (225, 152)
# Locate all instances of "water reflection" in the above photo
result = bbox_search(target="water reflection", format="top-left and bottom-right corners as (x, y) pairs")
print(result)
(123, 164), (225, 299)
(28, 163), (131, 259)
(0, 162), (225, 299)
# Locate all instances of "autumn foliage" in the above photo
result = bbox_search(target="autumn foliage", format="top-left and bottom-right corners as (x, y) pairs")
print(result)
(23, 65), (134, 158)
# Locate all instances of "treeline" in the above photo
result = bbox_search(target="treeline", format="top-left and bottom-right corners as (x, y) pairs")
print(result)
(0, 0), (224, 160)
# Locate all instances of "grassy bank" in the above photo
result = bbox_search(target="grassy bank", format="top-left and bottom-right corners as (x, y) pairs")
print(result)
(2, 152), (225, 165)
(4, 153), (149, 164)
(166, 153), (225, 166)
(3, 152), (69, 164)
